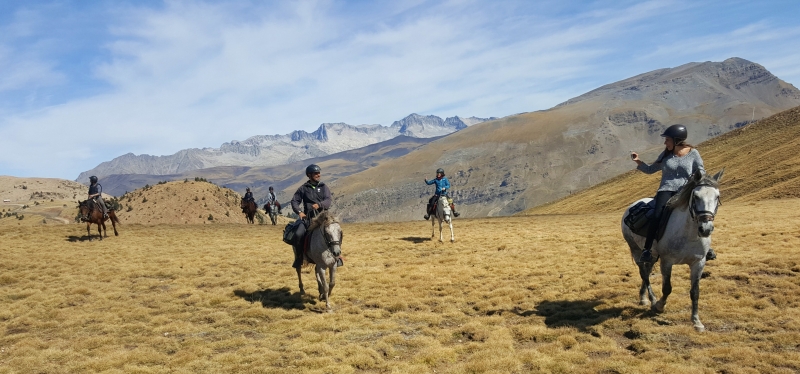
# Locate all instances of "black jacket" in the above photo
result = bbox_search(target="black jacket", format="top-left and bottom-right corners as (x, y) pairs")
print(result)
(291, 181), (332, 217)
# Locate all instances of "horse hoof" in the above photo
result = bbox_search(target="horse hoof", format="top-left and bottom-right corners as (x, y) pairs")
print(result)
(694, 323), (705, 332)
(651, 302), (665, 314)
(450, 239), (455, 243)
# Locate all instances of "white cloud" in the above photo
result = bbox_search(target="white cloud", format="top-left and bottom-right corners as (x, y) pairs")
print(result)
(0, 0), (798, 179)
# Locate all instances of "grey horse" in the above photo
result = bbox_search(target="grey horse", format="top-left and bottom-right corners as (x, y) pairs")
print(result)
(297, 211), (343, 310)
(431, 195), (455, 243)
(266, 200), (279, 225)
(621, 169), (724, 332)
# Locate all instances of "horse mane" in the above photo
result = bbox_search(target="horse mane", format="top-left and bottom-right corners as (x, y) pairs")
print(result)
(666, 173), (719, 209)
(308, 211), (338, 232)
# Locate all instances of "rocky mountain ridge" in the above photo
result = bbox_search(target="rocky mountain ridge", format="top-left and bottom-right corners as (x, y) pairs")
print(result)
(77, 114), (495, 182)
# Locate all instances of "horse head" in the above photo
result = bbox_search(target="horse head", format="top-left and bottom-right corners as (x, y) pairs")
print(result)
(671, 169), (724, 238)
(310, 211), (343, 257)
(77, 200), (91, 221)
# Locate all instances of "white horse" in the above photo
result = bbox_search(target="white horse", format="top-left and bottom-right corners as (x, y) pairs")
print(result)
(298, 211), (343, 311)
(266, 200), (279, 225)
(621, 169), (724, 332)
(431, 195), (455, 243)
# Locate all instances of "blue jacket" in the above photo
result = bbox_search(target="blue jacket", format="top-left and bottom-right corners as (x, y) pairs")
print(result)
(425, 177), (451, 196)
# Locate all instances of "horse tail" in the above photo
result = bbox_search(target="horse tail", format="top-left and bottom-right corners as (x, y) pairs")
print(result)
(110, 211), (121, 225)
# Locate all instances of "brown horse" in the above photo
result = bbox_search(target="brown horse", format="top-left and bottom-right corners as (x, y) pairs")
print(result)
(78, 199), (120, 241)
(241, 199), (257, 224)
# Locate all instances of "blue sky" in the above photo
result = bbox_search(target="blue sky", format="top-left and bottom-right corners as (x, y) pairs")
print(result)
(1, 0), (799, 180)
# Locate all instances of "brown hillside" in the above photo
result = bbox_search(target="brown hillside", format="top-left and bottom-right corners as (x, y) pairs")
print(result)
(0, 176), (110, 226)
(115, 179), (288, 225)
(523, 105), (800, 215)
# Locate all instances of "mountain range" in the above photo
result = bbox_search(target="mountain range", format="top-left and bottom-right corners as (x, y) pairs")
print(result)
(77, 114), (495, 182)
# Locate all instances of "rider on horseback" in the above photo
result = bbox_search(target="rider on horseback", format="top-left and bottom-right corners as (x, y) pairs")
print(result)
(88, 176), (108, 220)
(289, 164), (333, 269)
(242, 187), (255, 213)
(266, 186), (282, 214)
(631, 124), (715, 263)
(424, 168), (459, 220)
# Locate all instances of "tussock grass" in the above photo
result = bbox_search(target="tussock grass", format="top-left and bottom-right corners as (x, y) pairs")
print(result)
(1, 199), (799, 372)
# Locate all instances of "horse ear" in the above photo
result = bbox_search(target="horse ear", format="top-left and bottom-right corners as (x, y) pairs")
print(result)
(693, 169), (703, 181)
(712, 168), (725, 183)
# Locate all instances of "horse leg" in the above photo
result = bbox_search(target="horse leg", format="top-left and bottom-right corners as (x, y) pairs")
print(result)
(431, 217), (436, 239)
(101, 220), (108, 238)
(315, 266), (331, 310)
(448, 218), (454, 243)
(438, 218), (444, 243)
(689, 262), (706, 332)
(637, 261), (658, 306)
(329, 264), (336, 297)
(96, 222), (103, 241)
(653, 262), (673, 314)
(111, 214), (119, 236)
(86, 222), (92, 241)
(296, 267), (305, 295)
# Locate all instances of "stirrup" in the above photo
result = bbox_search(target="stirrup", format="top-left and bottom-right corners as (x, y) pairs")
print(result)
(453, 211), (460, 217)
(706, 248), (717, 261)
(423, 215), (430, 220)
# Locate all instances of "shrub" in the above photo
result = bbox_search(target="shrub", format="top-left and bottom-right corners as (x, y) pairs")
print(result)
(126, 205), (133, 212)
(207, 214), (214, 221)
(17, 214), (24, 220)
(21, 185), (27, 190)
(225, 211), (230, 217)
(142, 197), (148, 203)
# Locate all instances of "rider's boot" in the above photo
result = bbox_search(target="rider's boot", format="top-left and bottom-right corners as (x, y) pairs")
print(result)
(424, 214), (430, 220)
(706, 248), (717, 261)
(451, 204), (460, 217)
(639, 248), (654, 263)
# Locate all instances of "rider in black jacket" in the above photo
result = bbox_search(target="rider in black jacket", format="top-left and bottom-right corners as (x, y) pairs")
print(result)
(88, 176), (108, 219)
(289, 164), (332, 269)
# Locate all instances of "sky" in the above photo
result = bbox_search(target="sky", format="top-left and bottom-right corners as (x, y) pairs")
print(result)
(1, 0), (799, 180)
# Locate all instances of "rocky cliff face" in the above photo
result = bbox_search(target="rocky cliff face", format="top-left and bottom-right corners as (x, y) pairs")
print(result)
(77, 114), (495, 182)
(330, 58), (800, 222)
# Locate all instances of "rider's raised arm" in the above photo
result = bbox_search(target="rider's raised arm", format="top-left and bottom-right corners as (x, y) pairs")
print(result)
(424, 179), (435, 185)
(636, 151), (666, 174)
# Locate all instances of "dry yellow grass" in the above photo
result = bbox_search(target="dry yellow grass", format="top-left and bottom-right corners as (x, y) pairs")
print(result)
(2, 198), (799, 373)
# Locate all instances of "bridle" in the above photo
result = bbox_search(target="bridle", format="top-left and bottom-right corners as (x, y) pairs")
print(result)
(323, 226), (343, 250)
(688, 184), (721, 222)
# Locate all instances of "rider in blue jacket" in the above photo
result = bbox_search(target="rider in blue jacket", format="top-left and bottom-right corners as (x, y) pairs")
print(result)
(424, 168), (459, 219)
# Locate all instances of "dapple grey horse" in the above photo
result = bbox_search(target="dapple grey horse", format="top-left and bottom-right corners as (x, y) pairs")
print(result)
(622, 169), (723, 332)
(296, 211), (343, 310)
(266, 200), (279, 225)
(431, 195), (455, 243)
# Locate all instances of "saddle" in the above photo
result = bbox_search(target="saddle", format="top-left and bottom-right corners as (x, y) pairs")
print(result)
(625, 200), (673, 241)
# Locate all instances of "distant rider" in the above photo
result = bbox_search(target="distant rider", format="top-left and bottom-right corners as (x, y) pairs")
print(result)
(87, 175), (108, 219)
(424, 168), (459, 220)
(290, 164), (333, 269)
(242, 187), (255, 213)
(631, 124), (714, 263)
(265, 186), (282, 214)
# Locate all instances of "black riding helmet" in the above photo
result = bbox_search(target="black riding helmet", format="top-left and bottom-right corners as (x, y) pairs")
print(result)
(89, 176), (98, 184)
(436, 168), (445, 175)
(306, 164), (321, 176)
(661, 125), (688, 142)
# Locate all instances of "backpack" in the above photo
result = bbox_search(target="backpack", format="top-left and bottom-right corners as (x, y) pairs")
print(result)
(624, 200), (655, 236)
(282, 220), (304, 245)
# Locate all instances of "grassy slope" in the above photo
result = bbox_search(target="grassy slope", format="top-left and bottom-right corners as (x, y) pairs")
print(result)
(523, 105), (800, 215)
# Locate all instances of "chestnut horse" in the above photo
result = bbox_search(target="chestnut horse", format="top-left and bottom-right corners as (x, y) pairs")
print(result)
(241, 200), (257, 224)
(78, 199), (120, 241)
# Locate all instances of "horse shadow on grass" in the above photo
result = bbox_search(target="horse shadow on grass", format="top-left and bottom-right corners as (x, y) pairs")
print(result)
(66, 235), (98, 242)
(399, 236), (429, 244)
(489, 300), (639, 334)
(233, 287), (314, 310)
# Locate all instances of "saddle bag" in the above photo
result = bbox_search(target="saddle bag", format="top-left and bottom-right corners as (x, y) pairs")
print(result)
(624, 200), (655, 234)
(282, 220), (304, 245)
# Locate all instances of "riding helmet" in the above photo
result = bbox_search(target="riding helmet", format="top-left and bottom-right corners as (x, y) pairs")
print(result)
(89, 176), (98, 184)
(269, 186), (274, 190)
(306, 164), (322, 175)
(246, 187), (251, 191)
(661, 124), (688, 141)
(436, 168), (445, 175)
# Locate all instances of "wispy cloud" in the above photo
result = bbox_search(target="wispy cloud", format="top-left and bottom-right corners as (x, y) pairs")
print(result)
(0, 0), (798, 179)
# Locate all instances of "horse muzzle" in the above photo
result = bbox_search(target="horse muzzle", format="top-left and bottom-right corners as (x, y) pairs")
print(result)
(698, 221), (714, 237)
